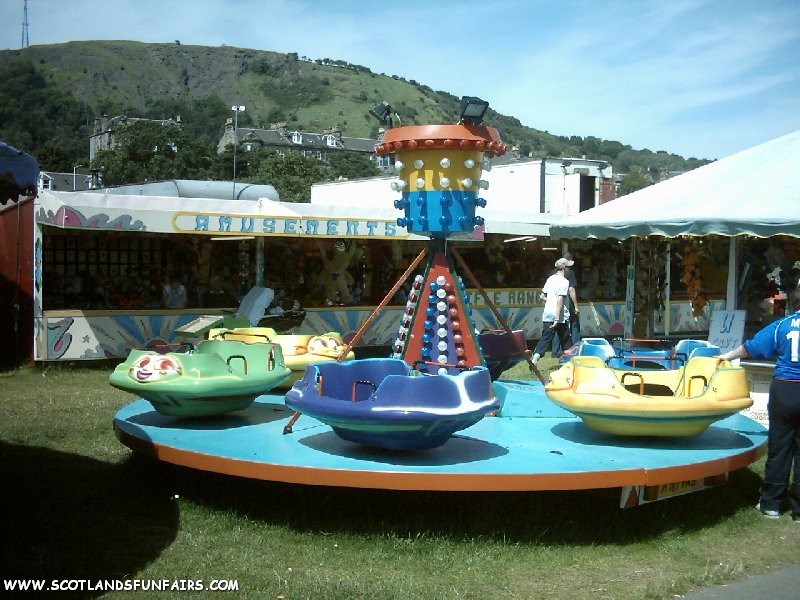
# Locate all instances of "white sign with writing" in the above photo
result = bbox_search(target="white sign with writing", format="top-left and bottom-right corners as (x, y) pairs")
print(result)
(708, 310), (746, 351)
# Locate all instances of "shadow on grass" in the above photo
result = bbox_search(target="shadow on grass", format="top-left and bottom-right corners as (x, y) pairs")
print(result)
(135, 452), (764, 545)
(1, 442), (178, 595)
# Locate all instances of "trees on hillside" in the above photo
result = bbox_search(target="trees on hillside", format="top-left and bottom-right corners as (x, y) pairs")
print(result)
(246, 153), (330, 202)
(91, 121), (213, 186)
(326, 152), (379, 180)
(0, 57), (94, 171)
(90, 121), (377, 200)
(617, 167), (651, 196)
(1, 51), (711, 182)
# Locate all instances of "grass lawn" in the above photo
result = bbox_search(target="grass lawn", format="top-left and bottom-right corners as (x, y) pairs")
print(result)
(1, 359), (798, 599)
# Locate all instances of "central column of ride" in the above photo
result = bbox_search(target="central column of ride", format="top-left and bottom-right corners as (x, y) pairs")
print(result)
(375, 124), (507, 374)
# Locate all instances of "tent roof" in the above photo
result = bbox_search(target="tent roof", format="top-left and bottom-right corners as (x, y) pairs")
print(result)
(0, 141), (39, 204)
(89, 179), (280, 201)
(550, 129), (800, 240)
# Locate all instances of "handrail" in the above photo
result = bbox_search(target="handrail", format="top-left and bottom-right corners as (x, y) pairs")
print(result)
(351, 379), (377, 401)
(226, 354), (247, 374)
(621, 372), (645, 395)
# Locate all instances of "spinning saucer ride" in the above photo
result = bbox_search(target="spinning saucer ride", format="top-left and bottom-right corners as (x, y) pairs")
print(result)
(113, 100), (766, 502)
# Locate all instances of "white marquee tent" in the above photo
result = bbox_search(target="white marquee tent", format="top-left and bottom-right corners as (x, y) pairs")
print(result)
(549, 129), (800, 321)
(550, 129), (800, 240)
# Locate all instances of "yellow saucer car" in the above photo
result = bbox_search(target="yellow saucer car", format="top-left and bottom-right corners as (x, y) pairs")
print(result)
(208, 327), (356, 387)
(545, 355), (753, 437)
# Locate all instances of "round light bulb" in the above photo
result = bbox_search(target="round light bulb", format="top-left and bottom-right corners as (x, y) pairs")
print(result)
(440, 157), (450, 168)
(414, 159), (424, 169)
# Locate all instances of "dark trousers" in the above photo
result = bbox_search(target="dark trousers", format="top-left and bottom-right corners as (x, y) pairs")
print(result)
(535, 322), (571, 358)
(760, 378), (800, 515)
(552, 314), (581, 355)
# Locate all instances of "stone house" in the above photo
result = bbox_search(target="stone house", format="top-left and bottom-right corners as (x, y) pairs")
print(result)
(216, 121), (388, 169)
(90, 115), (181, 162)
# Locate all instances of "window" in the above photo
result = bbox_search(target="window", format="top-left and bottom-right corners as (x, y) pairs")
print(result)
(292, 131), (303, 144)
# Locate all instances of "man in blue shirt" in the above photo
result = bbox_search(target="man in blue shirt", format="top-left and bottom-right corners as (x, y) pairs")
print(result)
(719, 288), (800, 522)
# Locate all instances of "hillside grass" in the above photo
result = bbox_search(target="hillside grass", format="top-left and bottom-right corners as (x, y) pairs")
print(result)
(3, 40), (712, 170)
(1, 359), (797, 599)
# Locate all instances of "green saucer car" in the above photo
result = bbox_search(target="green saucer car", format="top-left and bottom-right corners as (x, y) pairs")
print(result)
(109, 339), (291, 417)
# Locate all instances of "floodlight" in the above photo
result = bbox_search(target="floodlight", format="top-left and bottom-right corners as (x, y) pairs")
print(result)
(369, 101), (394, 128)
(459, 96), (489, 125)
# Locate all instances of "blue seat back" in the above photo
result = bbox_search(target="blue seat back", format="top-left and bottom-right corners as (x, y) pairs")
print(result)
(578, 338), (615, 361)
(674, 339), (719, 359)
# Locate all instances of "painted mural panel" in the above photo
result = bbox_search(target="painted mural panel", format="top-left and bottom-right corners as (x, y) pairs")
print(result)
(39, 296), (721, 361)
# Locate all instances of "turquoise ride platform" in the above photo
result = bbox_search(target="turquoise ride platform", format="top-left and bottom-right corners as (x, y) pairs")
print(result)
(113, 379), (767, 493)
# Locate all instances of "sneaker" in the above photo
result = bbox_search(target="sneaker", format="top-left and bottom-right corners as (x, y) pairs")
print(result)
(755, 502), (780, 519)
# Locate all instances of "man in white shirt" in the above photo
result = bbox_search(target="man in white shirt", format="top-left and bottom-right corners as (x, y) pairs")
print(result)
(532, 258), (571, 366)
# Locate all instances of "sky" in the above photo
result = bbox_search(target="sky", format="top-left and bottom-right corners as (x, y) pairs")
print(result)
(1, 0), (799, 161)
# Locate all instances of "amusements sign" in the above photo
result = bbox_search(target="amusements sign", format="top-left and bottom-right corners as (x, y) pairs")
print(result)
(172, 212), (408, 239)
(707, 310), (746, 351)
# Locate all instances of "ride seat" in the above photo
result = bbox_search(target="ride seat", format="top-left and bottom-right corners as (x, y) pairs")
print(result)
(680, 356), (720, 397)
(674, 339), (719, 360)
(235, 286), (275, 326)
(578, 338), (616, 361)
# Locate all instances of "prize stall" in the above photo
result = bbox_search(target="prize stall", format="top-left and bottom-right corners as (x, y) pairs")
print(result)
(33, 187), (564, 362)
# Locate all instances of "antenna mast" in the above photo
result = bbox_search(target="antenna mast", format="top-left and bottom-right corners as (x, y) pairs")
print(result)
(22, 0), (30, 48)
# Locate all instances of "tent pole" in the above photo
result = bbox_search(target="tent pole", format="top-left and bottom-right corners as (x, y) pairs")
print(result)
(726, 237), (738, 310)
(624, 238), (636, 339)
(255, 237), (265, 287)
(664, 242), (671, 336)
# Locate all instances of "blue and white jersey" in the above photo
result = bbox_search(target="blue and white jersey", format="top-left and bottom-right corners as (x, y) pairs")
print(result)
(743, 310), (800, 380)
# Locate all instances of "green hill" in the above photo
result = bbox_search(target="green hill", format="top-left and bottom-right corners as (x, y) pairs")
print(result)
(0, 40), (708, 175)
